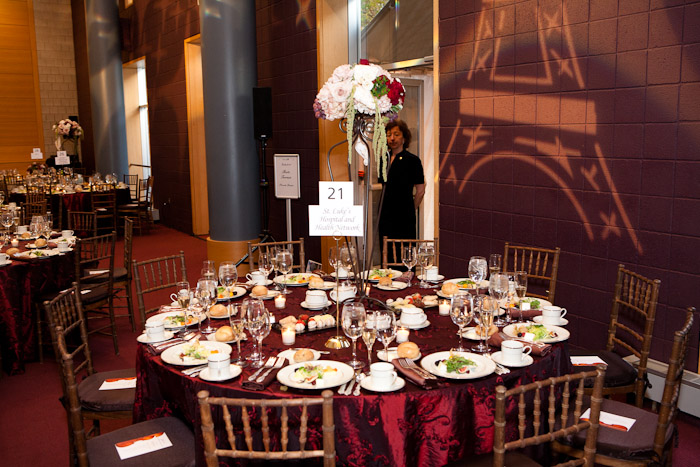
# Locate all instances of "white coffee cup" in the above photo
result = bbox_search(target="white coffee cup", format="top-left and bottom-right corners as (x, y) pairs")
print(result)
(501, 340), (532, 365)
(57, 242), (70, 252)
(17, 225), (27, 234)
(425, 266), (439, 281)
(207, 352), (231, 379)
(336, 266), (349, 278)
(0, 253), (9, 265)
(330, 285), (357, 303)
(305, 290), (328, 307)
(370, 362), (397, 389)
(61, 230), (74, 239)
(400, 307), (426, 325)
(145, 321), (165, 340)
(541, 306), (567, 325)
(246, 270), (266, 285)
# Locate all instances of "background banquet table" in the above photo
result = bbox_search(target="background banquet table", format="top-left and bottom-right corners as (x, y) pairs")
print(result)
(134, 279), (572, 466)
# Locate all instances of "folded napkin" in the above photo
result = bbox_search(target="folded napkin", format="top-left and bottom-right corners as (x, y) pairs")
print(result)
(391, 359), (440, 390)
(393, 271), (414, 284)
(146, 339), (183, 356)
(99, 376), (137, 390)
(241, 368), (282, 391)
(507, 307), (542, 319)
(571, 356), (607, 366)
(115, 432), (172, 460)
(487, 332), (552, 357)
(580, 408), (636, 432)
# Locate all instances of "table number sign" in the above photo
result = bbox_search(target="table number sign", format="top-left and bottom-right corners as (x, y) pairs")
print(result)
(31, 148), (43, 160)
(308, 181), (363, 236)
(56, 151), (70, 166)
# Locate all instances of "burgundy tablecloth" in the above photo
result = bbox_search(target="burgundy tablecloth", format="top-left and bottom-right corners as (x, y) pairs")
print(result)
(134, 282), (572, 466)
(0, 247), (74, 374)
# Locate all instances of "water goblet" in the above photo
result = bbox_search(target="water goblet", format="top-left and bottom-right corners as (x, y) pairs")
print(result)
(513, 271), (528, 322)
(417, 243), (435, 288)
(258, 251), (273, 281)
(175, 281), (190, 309)
(227, 304), (248, 368)
(245, 299), (270, 368)
(362, 313), (378, 367)
(468, 256), (488, 286)
(196, 278), (216, 334)
(402, 246), (417, 286)
(450, 291), (473, 352)
(339, 245), (356, 287)
(489, 273), (510, 326)
(218, 261), (238, 299)
(477, 296), (497, 355)
(342, 301), (366, 369)
(374, 309), (397, 362)
(488, 253), (502, 279)
(275, 249), (293, 295)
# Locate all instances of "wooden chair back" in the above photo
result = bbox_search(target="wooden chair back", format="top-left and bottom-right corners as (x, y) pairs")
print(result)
(607, 264), (661, 407)
(133, 251), (187, 324)
(382, 237), (438, 270)
(23, 200), (48, 219)
(248, 239), (305, 273)
(75, 232), (116, 292)
(123, 174), (139, 201)
(92, 191), (117, 234)
(123, 217), (134, 281)
(503, 242), (561, 303)
(198, 389), (335, 467)
(69, 210), (98, 237)
(26, 192), (46, 204)
(26, 184), (46, 194)
(494, 367), (607, 467)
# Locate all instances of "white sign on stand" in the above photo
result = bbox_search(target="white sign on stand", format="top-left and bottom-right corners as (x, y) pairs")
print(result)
(309, 181), (364, 236)
(274, 154), (301, 242)
(31, 148), (43, 160)
(55, 151), (70, 166)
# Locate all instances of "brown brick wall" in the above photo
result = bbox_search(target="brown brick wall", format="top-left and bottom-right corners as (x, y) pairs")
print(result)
(438, 0), (700, 368)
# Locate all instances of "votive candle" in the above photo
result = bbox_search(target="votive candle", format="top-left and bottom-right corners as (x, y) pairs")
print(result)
(438, 299), (450, 316)
(281, 325), (296, 345)
(396, 326), (410, 343)
(274, 295), (286, 309)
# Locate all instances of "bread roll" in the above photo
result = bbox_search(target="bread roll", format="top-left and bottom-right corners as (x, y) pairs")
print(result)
(251, 285), (269, 297)
(441, 282), (459, 296)
(475, 324), (498, 337)
(35, 238), (47, 248)
(209, 303), (228, 317)
(397, 341), (420, 359)
(215, 326), (234, 342)
(308, 276), (324, 288)
(378, 276), (393, 287)
(293, 349), (314, 363)
(6, 247), (19, 256)
(20, 232), (31, 239)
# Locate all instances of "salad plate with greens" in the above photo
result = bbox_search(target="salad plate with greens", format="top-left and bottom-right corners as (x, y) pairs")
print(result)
(513, 297), (552, 310)
(421, 351), (495, 380)
(360, 268), (403, 283)
(276, 360), (354, 389)
(160, 339), (232, 366)
(503, 323), (569, 343)
(443, 278), (490, 289)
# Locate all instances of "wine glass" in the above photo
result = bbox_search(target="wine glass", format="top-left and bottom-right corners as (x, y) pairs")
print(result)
(488, 253), (502, 279)
(328, 246), (339, 281)
(175, 281), (190, 309)
(342, 301), (366, 369)
(402, 246), (417, 287)
(228, 303), (248, 368)
(362, 313), (378, 367)
(218, 261), (238, 300)
(450, 291), (473, 352)
(245, 299), (270, 368)
(275, 249), (293, 295)
(489, 272), (510, 326)
(374, 309), (397, 362)
(196, 278), (216, 334)
(417, 243), (435, 288)
(1, 212), (13, 241)
(258, 251), (273, 281)
(468, 256), (488, 288)
(201, 260), (216, 281)
(339, 245), (356, 286)
(514, 271), (528, 322)
(477, 296), (496, 355)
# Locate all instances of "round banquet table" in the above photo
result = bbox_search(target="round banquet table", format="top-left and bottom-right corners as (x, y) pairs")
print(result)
(134, 279), (573, 466)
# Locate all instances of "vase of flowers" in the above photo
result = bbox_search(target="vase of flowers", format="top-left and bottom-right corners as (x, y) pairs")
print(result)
(52, 118), (83, 153)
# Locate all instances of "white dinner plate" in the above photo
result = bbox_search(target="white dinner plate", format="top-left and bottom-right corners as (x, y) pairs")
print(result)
(250, 289), (281, 300)
(417, 274), (445, 282)
(276, 360), (355, 389)
(160, 340), (232, 366)
(515, 297), (552, 310)
(136, 331), (175, 344)
(0, 261), (12, 267)
(329, 271), (354, 279)
(360, 269), (403, 283)
(443, 278), (490, 289)
(375, 281), (408, 291)
(198, 365), (242, 382)
(215, 286), (247, 301)
(377, 347), (421, 362)
(491, 351), (534, 368)
(13, 249), (59, 259)
(396, 319), (430, 330)
(146, 310), (203, 330)
(502, 323), (569, 343)
(533, 316), (569, 326)
(276, 348), (323, 364)
(273, 273), (320, 286)
(308, 281), (336, 291)
(26, 242), (48, 249)
(421, 351), (496, 380)
(300, 301), (331, 310)
(360, 375), (405, 392)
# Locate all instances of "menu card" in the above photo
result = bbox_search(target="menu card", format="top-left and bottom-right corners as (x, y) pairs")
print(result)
(115, 432), (172, 460)
(580, 408), (636, 432)
(99, 377), (137, 390)
(571, 356), (607, 366)
(88, 269), (110, 275)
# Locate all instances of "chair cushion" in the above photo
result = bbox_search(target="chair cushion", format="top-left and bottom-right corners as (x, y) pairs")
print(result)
(569, 349), (637, 388)
(87, 416), (195, 467)
(80, 284), (111, 305)
(447, 451), (542, 467)
(79, 368), (136, 412)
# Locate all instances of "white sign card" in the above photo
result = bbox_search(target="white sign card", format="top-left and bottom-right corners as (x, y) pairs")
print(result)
(309, 181), (363, 236)
(56, 151), (70, 166)
(31, 148), (43, 160)
(273, 154), (300, 199)
(318, 181), (354, 206)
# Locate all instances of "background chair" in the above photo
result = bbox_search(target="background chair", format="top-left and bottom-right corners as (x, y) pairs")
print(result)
(92, 191), (116, 235)
(198, 389), (335, 467)
(23, 199), (48, 220)
(68, 210), (97, 238)
(382, 236), (438, 270)
(503, 242), (560, 303)
(133, 251), (187, 325)
(248, 238), (305, 273)
(123, 173), (139, 200)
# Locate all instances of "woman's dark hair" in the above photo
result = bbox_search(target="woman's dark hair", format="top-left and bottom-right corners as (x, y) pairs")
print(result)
(385, 119), (412, 149)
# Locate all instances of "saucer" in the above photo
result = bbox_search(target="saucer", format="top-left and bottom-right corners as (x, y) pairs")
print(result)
(251, 290), (281, 300)
(360, 375), (405, 392)
(417, 274), (445, 282)
(198, 364), (242, 382)
(137, 330), (175, 344)
(308, 281), (336, 291)
(533, 316), (569, 326)
(301, 300), (331, 310)
(491, 351), (534, 368)
(246, 279), (273, 286)
(396, 319), (430, 330)
(375, 281), (408, 291)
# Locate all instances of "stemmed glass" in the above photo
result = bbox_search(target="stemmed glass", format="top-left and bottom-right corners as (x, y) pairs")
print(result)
(201, 260), (216, 282)
(258, 251), (273, 282)
(196, 278), (216, 334)
(488, 253), (502, 279)
(476, 296), (496, 355)
(417, 243), (435, 288)
(227, 303), (248, 368)
(450, 291), (473, 352)
(275, 249), (293, 294)
(402, 246), (417, 287)
(175, 281), (191, 309)
(468, 256), (488, 290)
(328, 246), (339, 281)
(514, 271), (528, 322)
(245, 298), (270, 368)
(362, 313), (378, 367)
(489, 272), (510, 326)
(218, 261), (238, 299)
(375, 309), (397, 362)
(1, 212), (13, 246)
(342, 301), (366, 369)
(339, 245), (356, 286)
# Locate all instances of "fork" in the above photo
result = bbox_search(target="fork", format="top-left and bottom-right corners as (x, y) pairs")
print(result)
(256, 357), (284, 383)
(399, 358), (437, 380)
(182, 364), (208, 376)
(248, 357), (275, 381)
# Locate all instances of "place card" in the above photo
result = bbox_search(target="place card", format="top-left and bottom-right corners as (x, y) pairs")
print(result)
(99, 376), (137, 390)
(580, 408), (636, 432)
(114, 432), (172, 460)
(88, 269), (110, 275)
(571, 356), (607, 366)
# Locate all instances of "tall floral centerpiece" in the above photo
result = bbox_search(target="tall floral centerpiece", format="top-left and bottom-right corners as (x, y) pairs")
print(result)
(52, 118), (83, 153)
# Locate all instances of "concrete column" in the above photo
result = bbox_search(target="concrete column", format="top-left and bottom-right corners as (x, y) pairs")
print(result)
(83, 0), (129, 176)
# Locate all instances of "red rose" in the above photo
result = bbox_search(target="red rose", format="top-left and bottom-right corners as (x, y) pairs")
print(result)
(387, 80), (405, 105)
(359, 59), (370, 65)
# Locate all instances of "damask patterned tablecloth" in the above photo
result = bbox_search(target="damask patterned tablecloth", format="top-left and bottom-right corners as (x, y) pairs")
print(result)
(134, 283), (572, 466)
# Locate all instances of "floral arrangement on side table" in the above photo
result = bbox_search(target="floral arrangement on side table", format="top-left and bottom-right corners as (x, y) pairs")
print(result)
(313, 60), (405, 180)
(27, 162), (47, 175)
(52, 118), (83, 152)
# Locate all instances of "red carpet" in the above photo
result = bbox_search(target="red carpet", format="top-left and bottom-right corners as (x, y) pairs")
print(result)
(1, 225), (698, 466)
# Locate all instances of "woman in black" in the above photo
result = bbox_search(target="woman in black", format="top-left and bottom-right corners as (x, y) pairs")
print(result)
(378, 119), (425, 261)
